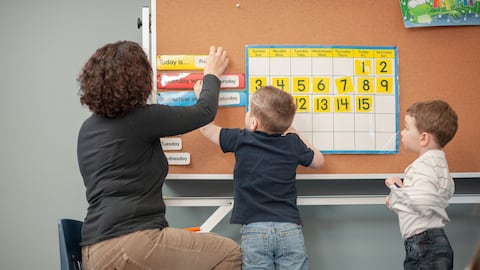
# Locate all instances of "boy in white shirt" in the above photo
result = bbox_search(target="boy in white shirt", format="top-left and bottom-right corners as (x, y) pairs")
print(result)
(385, 100), (458, 270)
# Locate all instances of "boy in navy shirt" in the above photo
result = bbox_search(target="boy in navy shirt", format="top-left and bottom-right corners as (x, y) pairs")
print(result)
(199, 84), (324, 270)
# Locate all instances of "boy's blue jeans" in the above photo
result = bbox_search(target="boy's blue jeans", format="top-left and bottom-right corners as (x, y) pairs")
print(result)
(403, 228), (453, 270)
(240, 222), (308, 270)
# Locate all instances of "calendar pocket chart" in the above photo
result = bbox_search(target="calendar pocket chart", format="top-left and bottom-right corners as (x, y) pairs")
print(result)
(246, 45), (399, 154)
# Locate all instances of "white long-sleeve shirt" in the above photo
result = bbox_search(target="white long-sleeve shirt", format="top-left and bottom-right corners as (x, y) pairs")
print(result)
(388, 150), (455, 239)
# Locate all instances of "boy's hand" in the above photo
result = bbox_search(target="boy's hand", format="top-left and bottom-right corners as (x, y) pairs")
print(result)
(282, 126), (297, 136)
(285, 126), (325, 169)
(194, 80), (202, 99)
(204, 46), (229, 78)
(385, 176), (403, 189)
(385, 196), (391, 207)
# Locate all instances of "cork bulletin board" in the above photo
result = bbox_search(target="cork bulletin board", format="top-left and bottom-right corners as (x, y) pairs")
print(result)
(154, 0), (480, 177)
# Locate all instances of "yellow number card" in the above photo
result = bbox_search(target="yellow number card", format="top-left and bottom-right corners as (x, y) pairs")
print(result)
(293, 95), (311, 113)
(249, 77), (267, 93)
(312, 77), (331, 93)
(293, 77), (311, 93)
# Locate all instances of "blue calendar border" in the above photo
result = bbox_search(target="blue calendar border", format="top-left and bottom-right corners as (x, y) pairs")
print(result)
(245, 44), (399, 155)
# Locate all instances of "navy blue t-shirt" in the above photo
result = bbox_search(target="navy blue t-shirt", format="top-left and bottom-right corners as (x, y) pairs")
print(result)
(220, 128), (314, 225)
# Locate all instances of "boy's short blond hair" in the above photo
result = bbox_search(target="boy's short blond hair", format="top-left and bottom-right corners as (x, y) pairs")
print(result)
(250, 86), (296, 134)
(406, 100), (458, 147)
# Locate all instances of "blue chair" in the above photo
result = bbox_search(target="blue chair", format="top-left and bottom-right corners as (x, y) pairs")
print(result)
(58, 219), (83, 270)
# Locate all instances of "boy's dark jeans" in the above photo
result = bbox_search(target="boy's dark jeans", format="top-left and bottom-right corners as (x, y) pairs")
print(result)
(404, 228), (453, 270)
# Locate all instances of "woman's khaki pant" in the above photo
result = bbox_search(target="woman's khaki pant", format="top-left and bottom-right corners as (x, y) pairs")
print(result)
(82, 227), (241, 270)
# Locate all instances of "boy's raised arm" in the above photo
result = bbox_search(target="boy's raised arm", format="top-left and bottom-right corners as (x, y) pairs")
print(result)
(200, 122), (221, 146)
(286, 126), (325, 169)
(194, 79), (222, 146)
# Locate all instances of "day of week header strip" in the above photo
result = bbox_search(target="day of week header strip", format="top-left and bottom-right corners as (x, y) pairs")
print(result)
(247, 45), (396, 58)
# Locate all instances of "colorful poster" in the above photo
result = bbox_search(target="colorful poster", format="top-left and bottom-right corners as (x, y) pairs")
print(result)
(246, 45), (399, 154)
(401, 0), (480, 27)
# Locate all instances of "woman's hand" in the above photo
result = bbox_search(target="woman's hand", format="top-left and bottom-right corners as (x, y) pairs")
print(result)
(204, 46), (229, 78)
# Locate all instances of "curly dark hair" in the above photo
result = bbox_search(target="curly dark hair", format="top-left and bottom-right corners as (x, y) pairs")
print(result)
(77, 41), (153, 118)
